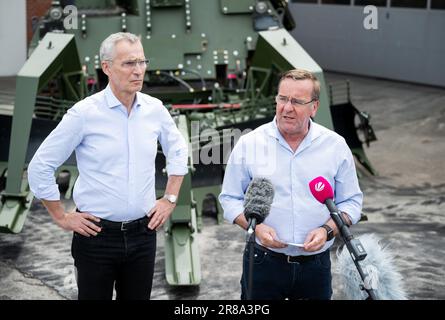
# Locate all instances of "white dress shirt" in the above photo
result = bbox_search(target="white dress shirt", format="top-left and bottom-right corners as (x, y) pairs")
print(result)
(219, 118), (363, 256)
(28, 85), (188, 221)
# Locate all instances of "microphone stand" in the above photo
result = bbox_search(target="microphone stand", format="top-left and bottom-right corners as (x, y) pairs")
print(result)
(245, 219), (256, 300)
(326, 203), (377, 300)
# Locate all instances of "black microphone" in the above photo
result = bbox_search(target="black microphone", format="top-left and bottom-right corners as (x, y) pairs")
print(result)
(309, 176), (366, 261)
(243, 177), (274, 235)
(243, 177), (274, 300)
(309, 176), (377, 300)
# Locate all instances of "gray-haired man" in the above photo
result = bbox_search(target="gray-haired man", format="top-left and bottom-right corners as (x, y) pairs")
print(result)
(28, 32), (188, 300)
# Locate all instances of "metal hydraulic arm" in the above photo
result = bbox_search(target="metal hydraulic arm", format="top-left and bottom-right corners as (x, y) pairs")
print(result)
(0, 33), (85, 233)
(162, 115), (201, 285)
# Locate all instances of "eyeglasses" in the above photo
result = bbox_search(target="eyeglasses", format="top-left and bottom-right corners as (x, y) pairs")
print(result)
(275, 95), (316, 107)
(107, 59), (149, 69)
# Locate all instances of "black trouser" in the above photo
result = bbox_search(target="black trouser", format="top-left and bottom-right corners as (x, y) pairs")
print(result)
(71, 216), (156, 300)
(241, 243), (332, 300)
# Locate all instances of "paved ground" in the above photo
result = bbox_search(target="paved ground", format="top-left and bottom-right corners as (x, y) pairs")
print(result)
(0, 72), (444, 300)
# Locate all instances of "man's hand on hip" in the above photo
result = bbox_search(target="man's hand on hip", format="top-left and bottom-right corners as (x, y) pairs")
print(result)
(57, 211), (102, 237)
(147, 198), (176, 230)
(41, 199), (101, 237)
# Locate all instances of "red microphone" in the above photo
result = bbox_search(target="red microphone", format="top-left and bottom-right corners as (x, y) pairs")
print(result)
(309, 176), (376, 299)
(309, 176), (368, 261)
(309, 176), (334, 204)
(309, 176), (340, 215)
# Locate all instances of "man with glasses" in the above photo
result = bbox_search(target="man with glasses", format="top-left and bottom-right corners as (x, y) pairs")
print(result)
(28, 32), (188, 300)
(219, 69), (363, 299)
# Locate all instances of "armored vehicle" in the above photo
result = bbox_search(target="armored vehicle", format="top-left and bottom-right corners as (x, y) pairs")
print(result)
(0, 0), (376, 286)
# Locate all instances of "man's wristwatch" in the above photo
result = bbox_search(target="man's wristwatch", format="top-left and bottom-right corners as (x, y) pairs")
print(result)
(163, 194), (177, 205)
(321, 224), (334, 241)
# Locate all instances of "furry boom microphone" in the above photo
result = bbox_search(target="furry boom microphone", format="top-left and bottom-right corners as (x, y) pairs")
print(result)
(243, 177), (275, 300)
(243, 177), (274, 234)
(309, 176), (408, 300)
(336, 233), (408, 300)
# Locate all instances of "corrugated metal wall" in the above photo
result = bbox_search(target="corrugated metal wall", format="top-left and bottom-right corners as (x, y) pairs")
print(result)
(0, 0), (26, 76)
(289, 3), (445, 87)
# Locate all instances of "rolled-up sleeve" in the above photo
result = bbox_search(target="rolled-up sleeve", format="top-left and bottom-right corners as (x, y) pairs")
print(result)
(158, 108), (188, 176)
(334, 143), (363, 225)
(28, 106), (84, 200)
(219, 137), (252, 224)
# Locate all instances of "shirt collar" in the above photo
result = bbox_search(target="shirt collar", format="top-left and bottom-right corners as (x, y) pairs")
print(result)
(266, 116), (284, 142)
(266, 117), (323, 152)
(104, 84), (141, 109)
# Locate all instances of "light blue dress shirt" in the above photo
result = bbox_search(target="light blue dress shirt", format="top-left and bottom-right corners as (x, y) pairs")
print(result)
(219, 118), (363, 256)
(28, 85), (188, 222)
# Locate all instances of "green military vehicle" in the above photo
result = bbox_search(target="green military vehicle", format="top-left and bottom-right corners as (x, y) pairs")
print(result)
(0, 0), (376, 286)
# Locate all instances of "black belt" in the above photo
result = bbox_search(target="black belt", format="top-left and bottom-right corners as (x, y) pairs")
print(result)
(98, 216), (149, 231)
(254, 243), (324, 264)
(76, 209), (149, 231)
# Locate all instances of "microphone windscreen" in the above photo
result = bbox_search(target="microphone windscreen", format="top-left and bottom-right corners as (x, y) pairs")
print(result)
(243, 177), (274, 224)
(309, 176), (334, 204)
(335, 233), (408, 300)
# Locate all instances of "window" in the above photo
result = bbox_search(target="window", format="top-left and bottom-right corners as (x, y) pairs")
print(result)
(354, 0), (387, 6)
(431, 0), (445, 10)
(321, 0), (351, 4)
(391, 0), (427, 8)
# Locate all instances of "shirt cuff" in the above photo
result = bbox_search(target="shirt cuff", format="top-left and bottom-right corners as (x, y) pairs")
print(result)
(336, 205), (361, 225)
(222, 202), (245, 224)
(166, 164), (188, 176)
(32, 184), (60, 201)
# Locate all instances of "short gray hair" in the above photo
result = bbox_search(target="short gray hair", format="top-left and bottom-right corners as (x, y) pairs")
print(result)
(278, 69), (320, 101)
(99, 32), (141, 62)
